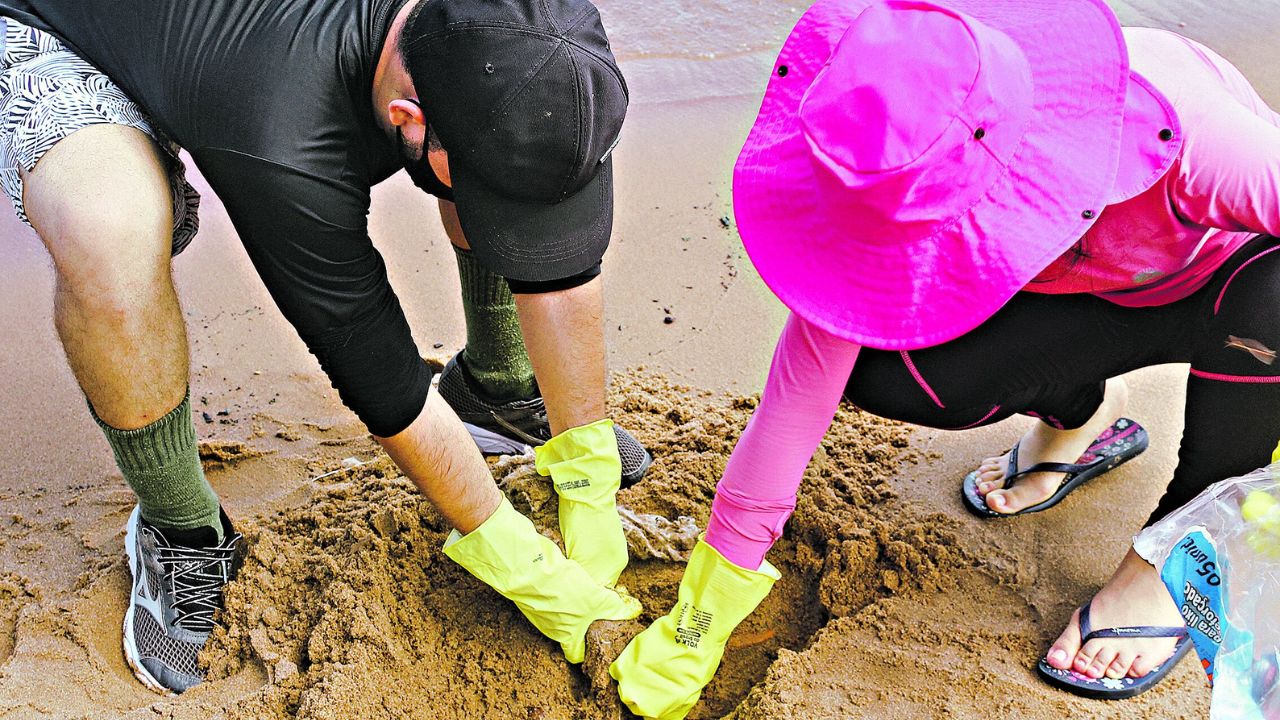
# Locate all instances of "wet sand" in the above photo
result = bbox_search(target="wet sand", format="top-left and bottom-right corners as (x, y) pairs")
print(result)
(1, 0), (1277, 717)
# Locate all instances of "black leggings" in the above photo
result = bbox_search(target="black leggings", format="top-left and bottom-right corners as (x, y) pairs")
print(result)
(846, 235), (1280, 526)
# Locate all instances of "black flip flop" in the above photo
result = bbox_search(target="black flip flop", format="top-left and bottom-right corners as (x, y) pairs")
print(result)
(1037, 599), (1192, 700)
(961, 418), (1149, 518)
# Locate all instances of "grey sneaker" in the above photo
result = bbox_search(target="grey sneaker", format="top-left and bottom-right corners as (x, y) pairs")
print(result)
(437, 354), (653, 485)
(123, 506), (240, 694)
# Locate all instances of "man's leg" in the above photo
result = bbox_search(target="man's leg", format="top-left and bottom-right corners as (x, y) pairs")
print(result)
(23, 123), (236, 695)
(439, 199), (537, 400)
(434, 200), (653, 483)
(23, 124), (220, 539)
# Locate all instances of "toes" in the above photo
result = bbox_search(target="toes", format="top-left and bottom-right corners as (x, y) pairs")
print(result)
(974, 469), (1006, 496)
(1106, 650), (1137, 679)
(974, 453), (1014, 491)
(1128, 642), (1179, 679)
(1046, 609), (1082, 671)
(985, 489), (1012, 513)
(1073, 638), (1101, 676)
(1085, 643), (1119, 680)
(1129, 655), (1158, 679)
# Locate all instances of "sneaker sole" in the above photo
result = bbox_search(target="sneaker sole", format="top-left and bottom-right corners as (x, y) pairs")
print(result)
(620, 447), (654, 488)
(122, 507), (177, 697)
(463, 422), (535, 456)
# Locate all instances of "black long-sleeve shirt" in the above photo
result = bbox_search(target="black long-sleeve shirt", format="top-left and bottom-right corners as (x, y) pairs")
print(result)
(0, 0), (447, 436)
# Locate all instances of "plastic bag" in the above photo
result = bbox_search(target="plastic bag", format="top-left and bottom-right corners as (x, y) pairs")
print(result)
(1133, 461), (1280, 720)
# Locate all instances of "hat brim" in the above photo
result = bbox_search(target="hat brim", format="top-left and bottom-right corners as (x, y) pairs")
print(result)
(450, 158), (614, 283)
(733, 0), (1135, 350)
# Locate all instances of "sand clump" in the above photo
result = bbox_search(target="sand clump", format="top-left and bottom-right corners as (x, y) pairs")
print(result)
(198, 439), (269, 470)
(173, 371), (971, 719)
(0, 575), (33, 665)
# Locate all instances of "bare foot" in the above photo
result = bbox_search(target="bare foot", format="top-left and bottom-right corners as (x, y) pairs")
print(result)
(1045, 548), (1184, 679)
(973, 377), (1129, 514)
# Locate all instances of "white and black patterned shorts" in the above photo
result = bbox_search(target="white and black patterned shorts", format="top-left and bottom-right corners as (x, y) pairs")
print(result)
(0, 17), (199, 255)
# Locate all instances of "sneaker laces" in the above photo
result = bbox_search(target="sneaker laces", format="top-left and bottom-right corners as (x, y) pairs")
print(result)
(491, 409), (550, 447)
(156, 541), (237, 633)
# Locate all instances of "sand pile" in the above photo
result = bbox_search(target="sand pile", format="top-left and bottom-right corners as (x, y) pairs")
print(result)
(172, 371), (970, 719)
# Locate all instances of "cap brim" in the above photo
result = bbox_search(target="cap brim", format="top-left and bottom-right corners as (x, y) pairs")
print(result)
(450, 158), (614, 283)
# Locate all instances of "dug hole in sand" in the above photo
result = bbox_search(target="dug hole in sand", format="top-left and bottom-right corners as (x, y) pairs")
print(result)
(164, 370), (954, 719)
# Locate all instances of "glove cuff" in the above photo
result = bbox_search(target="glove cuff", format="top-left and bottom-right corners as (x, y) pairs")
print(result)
(535, 418), (622, 504)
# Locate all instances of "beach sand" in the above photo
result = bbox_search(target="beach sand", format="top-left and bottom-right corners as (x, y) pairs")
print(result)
(0, 1), (1276, 717)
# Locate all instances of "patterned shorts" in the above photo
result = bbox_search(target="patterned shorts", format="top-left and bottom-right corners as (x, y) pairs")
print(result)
(0, 17), (199, 255)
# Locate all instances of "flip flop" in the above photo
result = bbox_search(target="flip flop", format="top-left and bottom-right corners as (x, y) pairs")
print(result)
(961, 418), (1149, 518)
(1036, 599), (1192, 700)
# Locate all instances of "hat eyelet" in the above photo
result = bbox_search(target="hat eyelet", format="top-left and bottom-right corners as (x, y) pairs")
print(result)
(484, 63), (495, 75)
(1159, 128), (1174, 141)
(973, 128), (986, 140)
(1082, 209), (1096, 220)
(777, 65), (789, 77)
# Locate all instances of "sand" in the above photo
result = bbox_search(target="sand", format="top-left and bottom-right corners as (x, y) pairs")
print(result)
(161, 372), (944, 720)
(2, 0), (1277, 717)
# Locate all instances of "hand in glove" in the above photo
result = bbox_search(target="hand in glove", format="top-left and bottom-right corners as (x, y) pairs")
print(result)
(536, 418), (629, 586)
(444, 497), (641, 663)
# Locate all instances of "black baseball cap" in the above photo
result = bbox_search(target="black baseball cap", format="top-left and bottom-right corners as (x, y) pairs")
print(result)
(401, 0), (628, 282)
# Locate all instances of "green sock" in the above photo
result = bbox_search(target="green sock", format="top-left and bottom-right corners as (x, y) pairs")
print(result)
(454, 245), (538, 401)
(92, 391), (223, 541)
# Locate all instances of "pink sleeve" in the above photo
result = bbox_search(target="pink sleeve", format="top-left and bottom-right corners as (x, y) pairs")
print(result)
(704, 313), (861, 569)
(1174, 100), (1280, 236)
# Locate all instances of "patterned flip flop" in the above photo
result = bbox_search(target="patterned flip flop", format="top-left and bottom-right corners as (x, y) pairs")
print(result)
(961, 418), (1149, 518)
(1036, 599), (1192, 700)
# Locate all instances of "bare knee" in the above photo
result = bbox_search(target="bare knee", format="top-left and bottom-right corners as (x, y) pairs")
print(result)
(23, 125), (175, 300)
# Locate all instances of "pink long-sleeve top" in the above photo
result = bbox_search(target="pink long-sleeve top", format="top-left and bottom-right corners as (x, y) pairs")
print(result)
(707, 29), (1280, 570)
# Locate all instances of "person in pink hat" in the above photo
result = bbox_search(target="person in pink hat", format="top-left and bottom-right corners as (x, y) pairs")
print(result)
(610, 0), (1280, 715)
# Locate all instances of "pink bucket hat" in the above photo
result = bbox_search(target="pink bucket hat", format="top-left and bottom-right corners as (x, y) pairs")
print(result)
(733, 0), (1182, 349)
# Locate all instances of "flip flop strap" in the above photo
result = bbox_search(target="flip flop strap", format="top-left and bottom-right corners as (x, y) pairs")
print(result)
(1079, 599), (1188, 644)
(1004, 458), (1103, 488)
(1084, 626), (1189, 642)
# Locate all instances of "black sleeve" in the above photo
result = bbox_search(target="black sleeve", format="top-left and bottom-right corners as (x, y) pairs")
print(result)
(505, 261), (602, 294)
(193, 148), (431, 437)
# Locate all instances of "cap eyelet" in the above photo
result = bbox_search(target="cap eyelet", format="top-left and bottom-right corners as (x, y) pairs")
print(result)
(777, 65), (788, 77)
(1082, 209), (1096, 220)
(484, 63), (495, 75)
(1159, 128), (1174, 141)
(973, 128), (986, 140)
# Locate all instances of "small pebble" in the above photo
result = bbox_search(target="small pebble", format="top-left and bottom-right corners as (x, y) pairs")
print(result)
(663, 316), (674, 325)
(217, 409), (230, 416)
(719, 216), (731, 228)
(433, 342), (444, 349)
(202, 412), (214, 424)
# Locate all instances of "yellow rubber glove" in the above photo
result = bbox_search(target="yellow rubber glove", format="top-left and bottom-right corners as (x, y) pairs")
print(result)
(610, 537), (780, 720)
(535, 419), (628, 587)
(443, 497), (641, 663)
